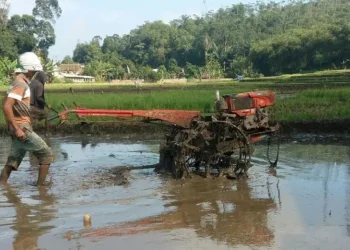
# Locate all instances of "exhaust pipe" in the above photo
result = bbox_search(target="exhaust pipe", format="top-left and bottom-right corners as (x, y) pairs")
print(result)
(216, 90), (220, 101)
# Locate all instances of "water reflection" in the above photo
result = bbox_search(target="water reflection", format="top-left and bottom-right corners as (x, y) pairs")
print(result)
(1, 185), (57, 250)
(0, 135), (350, 249)
(81, 177), (277, 247)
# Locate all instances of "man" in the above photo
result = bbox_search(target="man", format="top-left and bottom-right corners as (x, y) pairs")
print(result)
(0, 52), (55, 186)
(30, 71), (52, 131)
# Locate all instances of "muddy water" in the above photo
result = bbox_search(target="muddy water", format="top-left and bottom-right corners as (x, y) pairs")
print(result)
(0, 134), (350, 250)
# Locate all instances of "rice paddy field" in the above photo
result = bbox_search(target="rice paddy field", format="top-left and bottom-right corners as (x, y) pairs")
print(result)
(1, 69), (350, 127)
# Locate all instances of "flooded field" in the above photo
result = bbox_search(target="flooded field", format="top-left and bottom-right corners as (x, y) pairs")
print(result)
(0, 133), (350, 249)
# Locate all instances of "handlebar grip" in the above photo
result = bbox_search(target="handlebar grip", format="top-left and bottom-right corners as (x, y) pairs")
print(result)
(61, 103), (68, 110)
(47, 114), (59, 121)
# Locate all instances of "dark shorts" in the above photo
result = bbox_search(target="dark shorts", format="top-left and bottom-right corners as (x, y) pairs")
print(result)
(6, 128), (55, 169)
(30, 106), (48, 121)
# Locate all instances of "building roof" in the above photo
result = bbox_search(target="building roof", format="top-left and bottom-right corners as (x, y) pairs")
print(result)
(60, 73), (95, 79)
(59, 64), (83, 72)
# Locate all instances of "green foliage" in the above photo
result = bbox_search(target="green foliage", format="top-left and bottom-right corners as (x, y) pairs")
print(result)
(185, 62), (200, 79)
(167, 59), (184, 78)
(51, 77), (63, 83)
(250, 23), (350, 76)
(84, 60), (115, 82)
(61, 55), (74, 64)
(69, 0), (350, 79)
(43, 58), (57, 82)
(64, 78), (74, 84)
(0, 57), (17, 75)
(32, 0), (62, 24)
(0, 28), (18, 59)
(227, 56), (257, 78)
(0, 0), (61, 61)
(202, 59), (224, 79)
(73, 41), (103, 64)
(0, 0), (9, 27)
(139, 66), (162, 83)
(157, 65), (169, 79)
(0, 57), (16, 85)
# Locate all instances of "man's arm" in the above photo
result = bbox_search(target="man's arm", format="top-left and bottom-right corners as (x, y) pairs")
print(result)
(3, 97), (25, 138)
(2, 96), (9, 126)
(34, 82), (46, 107)
(4, 81), (26, 138)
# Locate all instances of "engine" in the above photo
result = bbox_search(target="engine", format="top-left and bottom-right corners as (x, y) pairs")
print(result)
(158, 89), (281, 180)
(215, 90), (276, 131)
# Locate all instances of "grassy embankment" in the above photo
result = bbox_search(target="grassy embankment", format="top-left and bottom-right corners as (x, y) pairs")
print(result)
(0, 69), (350, 127)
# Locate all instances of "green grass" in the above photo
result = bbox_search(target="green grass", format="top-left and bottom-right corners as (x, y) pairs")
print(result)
(1, 86), (350, 126)
(0, 80), (248, 93)
(49, 88), (246, 112)
(272, 88), (350, 121)
(2, 70), (350, 127)
(243, 69), (350, 84)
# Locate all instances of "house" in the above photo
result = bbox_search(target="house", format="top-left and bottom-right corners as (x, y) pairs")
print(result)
(59, 64), (84, 74)
(59, 73), (95, 83)
(53, 64), (95, 83)
(53, 65), (95, 83)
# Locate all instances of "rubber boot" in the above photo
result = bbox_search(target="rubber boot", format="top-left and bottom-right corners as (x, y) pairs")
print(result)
(0, 165), (14, 183)
(37, 164), (49, 186)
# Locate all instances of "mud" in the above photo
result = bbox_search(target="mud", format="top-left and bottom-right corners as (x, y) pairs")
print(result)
(279, 119), (350, 134)
(1, 118), (350, 138)
(1, 134), (350, 249)
(0, 121), (169, 137)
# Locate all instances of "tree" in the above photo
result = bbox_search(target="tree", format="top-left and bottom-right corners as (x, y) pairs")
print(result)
(84, 60), (114, 82)
(0, 57), (17, 76)
(32, 0), (62, 23)
(0, 0), (62, 60)
(102, 34), (121, 54)
(7, 14), (55, 58)
(73, 40), (103, 64)
(69, 0), (350, 77)
(0, 56), (16, 85)
(43, 58), (57, 82)
(0, 0), (9, 27)
(61, 55), (74, 64)
(185, 63), (200, 79)
(7, 15), (37, 53)
(0, 28), (17, 59)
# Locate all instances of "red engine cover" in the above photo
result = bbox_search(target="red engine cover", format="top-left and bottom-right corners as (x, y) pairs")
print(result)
(224, 90), (276, 116)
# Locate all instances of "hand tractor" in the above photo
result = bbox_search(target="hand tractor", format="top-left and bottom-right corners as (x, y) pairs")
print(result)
(49, 89), (281, 180)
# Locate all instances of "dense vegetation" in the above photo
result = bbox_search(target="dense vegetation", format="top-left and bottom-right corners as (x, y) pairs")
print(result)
(0, 0), (61, 84)
(66, 0), (350, 81)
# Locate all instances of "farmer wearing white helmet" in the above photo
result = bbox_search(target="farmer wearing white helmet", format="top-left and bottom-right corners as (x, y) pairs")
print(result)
(1, 52), (54, 186)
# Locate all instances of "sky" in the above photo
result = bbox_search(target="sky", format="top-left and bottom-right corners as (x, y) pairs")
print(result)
(8, 0), (264, 61)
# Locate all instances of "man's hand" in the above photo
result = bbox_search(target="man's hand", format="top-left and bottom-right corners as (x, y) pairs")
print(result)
(15, 128), (26, 141)
(46, 104), (52, 110)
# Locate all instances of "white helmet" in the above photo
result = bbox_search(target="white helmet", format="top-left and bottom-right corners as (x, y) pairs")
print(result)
(14, 52), (43, 73)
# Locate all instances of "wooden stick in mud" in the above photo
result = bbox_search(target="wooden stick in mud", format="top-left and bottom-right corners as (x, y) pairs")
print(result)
(113, 164), (159, 171)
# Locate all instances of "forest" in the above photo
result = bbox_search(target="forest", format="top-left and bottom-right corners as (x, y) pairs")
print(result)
(67, 0), (350, 81)
(0, 0), (61, 84)
(1, 0), (350, 82)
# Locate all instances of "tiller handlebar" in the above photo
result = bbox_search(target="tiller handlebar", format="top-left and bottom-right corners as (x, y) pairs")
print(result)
(48, 102), (202, 128)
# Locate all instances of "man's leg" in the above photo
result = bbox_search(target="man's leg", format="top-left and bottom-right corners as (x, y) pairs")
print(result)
(0, 166), (15, 182)
(37, 164), (50, 186)
(39, 109), (49, 136)
(23, 129), (54, 186)
(44, 118), (49, 134)
(0, 138), (26, 183)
